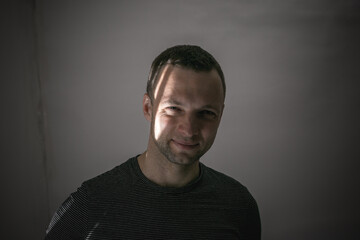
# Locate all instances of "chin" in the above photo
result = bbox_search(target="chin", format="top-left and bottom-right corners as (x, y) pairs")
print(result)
(171, 157), (198, 166)
(166, 151), (203, 166)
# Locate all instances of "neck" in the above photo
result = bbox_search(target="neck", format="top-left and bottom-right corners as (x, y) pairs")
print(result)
(137, 150), (200, 188)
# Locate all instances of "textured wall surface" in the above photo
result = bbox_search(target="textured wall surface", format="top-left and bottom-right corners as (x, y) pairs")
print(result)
(3, 0), (360, 239)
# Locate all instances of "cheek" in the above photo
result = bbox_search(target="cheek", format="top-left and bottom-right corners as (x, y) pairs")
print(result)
(153, 115), (174, 140)
(201, 122), (220, 139)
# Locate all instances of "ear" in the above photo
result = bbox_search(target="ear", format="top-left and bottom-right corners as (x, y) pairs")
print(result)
(143, 93), (152, 121)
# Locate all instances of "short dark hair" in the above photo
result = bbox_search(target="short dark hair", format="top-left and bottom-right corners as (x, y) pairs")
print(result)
(146, 45), (225, 101)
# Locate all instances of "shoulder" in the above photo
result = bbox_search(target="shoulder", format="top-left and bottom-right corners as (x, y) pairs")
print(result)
(81, 157), (137, 196)
(201, 164), (256, 205)
(45, 157), (139, 238)
(202, 164), (247, 190)
(200, 164), (261, 237)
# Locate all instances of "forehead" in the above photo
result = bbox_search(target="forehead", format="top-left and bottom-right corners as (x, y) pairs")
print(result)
(154, 65), (224, 104)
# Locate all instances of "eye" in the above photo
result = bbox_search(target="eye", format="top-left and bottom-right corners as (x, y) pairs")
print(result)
(199, 110), (217, 119)
(167, 106), (180, 111)
(165, 106), (182, 115)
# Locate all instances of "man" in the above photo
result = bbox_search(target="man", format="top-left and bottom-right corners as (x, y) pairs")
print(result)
(45, 45), (261, 239)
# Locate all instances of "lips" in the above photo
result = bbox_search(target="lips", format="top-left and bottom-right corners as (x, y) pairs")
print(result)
(171, 139), (199, 150)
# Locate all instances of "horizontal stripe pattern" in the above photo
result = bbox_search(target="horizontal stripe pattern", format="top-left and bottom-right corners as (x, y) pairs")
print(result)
(45, 156), (260, 239)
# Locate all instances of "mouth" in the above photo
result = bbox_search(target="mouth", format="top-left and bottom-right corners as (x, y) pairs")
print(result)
(171, 139), (200, 150)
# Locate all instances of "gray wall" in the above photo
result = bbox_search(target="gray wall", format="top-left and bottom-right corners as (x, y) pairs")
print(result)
(3, 0), (359, 239)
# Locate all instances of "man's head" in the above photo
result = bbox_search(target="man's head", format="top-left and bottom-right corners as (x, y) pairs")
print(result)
(146, 45), (226, 102)
(143, 45), (225, 165)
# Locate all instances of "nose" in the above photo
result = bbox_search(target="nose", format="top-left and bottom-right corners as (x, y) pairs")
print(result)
(177, 114), (199, 138)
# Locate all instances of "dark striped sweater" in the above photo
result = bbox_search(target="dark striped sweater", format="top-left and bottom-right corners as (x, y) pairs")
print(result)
(45, 156), (261, 239)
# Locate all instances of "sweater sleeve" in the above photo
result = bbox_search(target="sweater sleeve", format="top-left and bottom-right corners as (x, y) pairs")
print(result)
(44, 184), (89, 239)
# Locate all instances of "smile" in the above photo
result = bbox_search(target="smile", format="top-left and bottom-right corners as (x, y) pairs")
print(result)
(171, 140), (199, 150)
